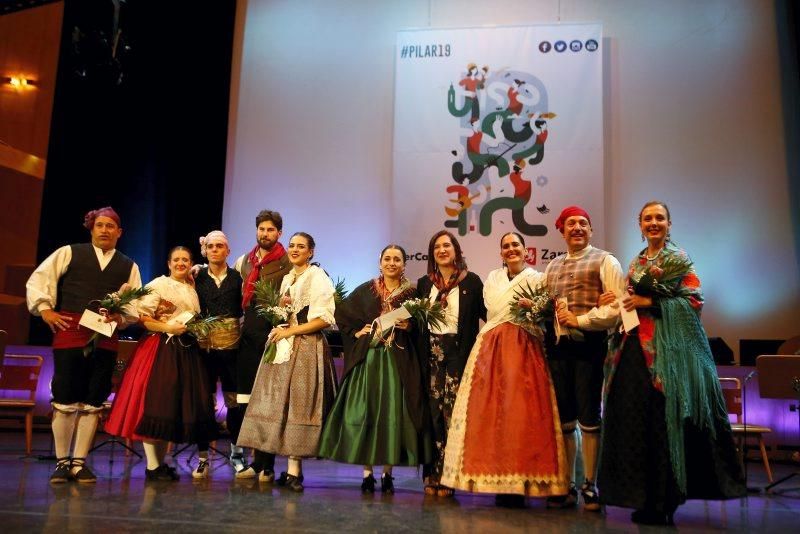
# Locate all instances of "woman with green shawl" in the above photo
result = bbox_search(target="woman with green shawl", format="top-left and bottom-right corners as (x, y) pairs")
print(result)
(596, 201), (745, 525)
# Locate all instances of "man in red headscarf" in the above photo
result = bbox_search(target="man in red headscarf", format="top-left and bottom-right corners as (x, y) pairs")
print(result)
(27, 207), (141, 484)
(229, 209), (291, 479)
(543, 205), (625, 511)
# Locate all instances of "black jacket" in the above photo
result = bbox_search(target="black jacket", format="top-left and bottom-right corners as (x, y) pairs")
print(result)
(416, 271), (486, 377)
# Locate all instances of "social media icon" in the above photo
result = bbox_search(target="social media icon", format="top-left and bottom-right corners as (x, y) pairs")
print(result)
(570, 40), (583, 52)
(585, 39), (598, 52)
(539, 41), (552, 53)
(554, 40), (567, 53)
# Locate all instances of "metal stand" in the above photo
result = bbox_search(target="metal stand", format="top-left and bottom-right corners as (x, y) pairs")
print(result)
(90, 435), (142, 459)
(172, 441), (227, 463)
(742, 371), (761, 493)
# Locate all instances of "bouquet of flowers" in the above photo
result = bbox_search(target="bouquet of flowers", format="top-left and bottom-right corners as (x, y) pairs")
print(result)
(509, 281), (553, 338)
(629, 255), (692, 297)
(95, 285), (152, 315)
(84, 285), (152, 355)
(402, 297), (447, 332)
(252, 279), (292, 363)
(253, 279), (291, 326)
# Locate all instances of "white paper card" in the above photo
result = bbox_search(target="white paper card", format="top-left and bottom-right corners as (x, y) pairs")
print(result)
(165, 311), (196, 340)
(169, 311), (196, 325)
(619, 297), (640, 333)
(79, 309), (117, 337)
(373, 306), (412, 335)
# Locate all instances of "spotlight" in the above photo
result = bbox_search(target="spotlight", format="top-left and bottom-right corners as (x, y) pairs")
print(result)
(3, 76), (37, 88)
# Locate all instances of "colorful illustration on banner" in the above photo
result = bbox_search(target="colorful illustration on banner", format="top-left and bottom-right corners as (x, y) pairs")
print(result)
(445, 65), (554, 239)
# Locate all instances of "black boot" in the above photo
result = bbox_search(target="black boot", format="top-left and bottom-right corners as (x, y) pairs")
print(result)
(361, 474), (376, 493)
(380, 474), (394, 494)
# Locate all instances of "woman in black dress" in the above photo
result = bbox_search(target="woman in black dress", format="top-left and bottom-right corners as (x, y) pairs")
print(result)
(416, 230), (485, 496)
(597, 201), (746, 524)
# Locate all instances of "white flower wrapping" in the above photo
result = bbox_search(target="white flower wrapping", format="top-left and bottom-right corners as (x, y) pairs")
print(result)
(272, 334), (294, 364)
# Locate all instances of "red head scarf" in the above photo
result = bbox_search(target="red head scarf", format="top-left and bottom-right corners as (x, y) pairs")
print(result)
(83, 207), (121, 229)
(555, 205), (591, 232)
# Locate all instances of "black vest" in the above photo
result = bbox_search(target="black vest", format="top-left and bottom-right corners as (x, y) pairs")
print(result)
(56, 243), (135, 312)
(195, 266), (243, 318)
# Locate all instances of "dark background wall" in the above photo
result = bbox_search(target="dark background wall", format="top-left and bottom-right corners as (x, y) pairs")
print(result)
(777, 0), (800, 275)
(30, 0), (236, 344)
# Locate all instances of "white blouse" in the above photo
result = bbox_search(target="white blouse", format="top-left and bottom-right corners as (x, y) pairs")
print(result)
(427, 284), (459, 335)
(483, 267), (545, 324)
(280, 265), (336, 326)
(136, 275), (200, 322)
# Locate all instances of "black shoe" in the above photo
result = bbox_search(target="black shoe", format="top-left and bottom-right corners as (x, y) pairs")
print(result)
(546, 482), (578, 508)
(277, 471), (304, 492)
(277, 471), (304, 484)
(361, 474), (376, 494)
(380, 474), (394, 494)
(580, 479), (600, 512)
(146, 464), (179, 482)
(50, 458), (73, 484)
(164, 464), (180, 481)
(631, 509), (674, 525)
(71, 458), (97, 484)
(495, 494), (526, 508)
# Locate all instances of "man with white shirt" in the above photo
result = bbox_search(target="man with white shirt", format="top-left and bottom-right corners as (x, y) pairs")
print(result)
(191, 230), (243, 478)
(544, 205), (625, 511)
(26, 207), (141, 484)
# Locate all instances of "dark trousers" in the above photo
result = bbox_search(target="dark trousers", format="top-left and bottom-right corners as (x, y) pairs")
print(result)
(52, 347), (115, 408)
(544, 329), (606, 428)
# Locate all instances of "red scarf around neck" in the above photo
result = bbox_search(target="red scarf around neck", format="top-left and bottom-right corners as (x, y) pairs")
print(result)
(241, 242), (286, 308)
(428, 268), (467, 308)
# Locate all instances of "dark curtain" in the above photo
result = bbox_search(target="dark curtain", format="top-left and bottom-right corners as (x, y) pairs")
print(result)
(32, 0), (237, 344)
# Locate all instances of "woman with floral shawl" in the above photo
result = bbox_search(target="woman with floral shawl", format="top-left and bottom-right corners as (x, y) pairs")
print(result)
(319, 244), (429, 494)
(597, 201), (745, 525)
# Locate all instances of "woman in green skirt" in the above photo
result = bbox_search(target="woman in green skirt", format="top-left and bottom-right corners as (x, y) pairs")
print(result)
(319, 244), (428, 494)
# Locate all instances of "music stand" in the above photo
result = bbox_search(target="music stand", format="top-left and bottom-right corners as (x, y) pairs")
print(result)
(89, 340), (142, 459)
(171, 435), (226, 460)
(756, 355), (800, 493)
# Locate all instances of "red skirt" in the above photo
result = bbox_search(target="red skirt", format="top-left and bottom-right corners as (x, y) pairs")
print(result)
(461, 323), (561, 477)
(106, 334), (160, 441)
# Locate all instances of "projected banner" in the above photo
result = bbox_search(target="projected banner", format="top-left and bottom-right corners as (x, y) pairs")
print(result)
(393, 23), (603, 280)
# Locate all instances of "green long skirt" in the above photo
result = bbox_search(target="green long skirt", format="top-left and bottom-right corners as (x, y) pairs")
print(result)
(319, 345), (420, 466)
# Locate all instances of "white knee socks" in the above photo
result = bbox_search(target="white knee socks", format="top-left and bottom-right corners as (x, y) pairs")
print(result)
(52, 409), (78, 460)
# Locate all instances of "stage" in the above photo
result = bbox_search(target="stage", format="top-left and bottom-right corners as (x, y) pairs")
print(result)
(0, 433), (798, 532)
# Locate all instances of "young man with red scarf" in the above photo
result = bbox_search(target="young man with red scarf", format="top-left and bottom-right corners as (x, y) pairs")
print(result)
(230, 209), (291, 478)
(27, 207), (141, 484)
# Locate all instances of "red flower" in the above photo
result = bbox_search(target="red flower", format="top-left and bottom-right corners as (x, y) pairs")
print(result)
(649, 265), (664, 278)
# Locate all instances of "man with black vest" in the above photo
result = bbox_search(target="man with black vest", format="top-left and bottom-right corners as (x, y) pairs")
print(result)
(191, 230), (243, 478)
(27, 207), (141, 484)
(230, 210), (291, 479)
(544, 205), (625, 511)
